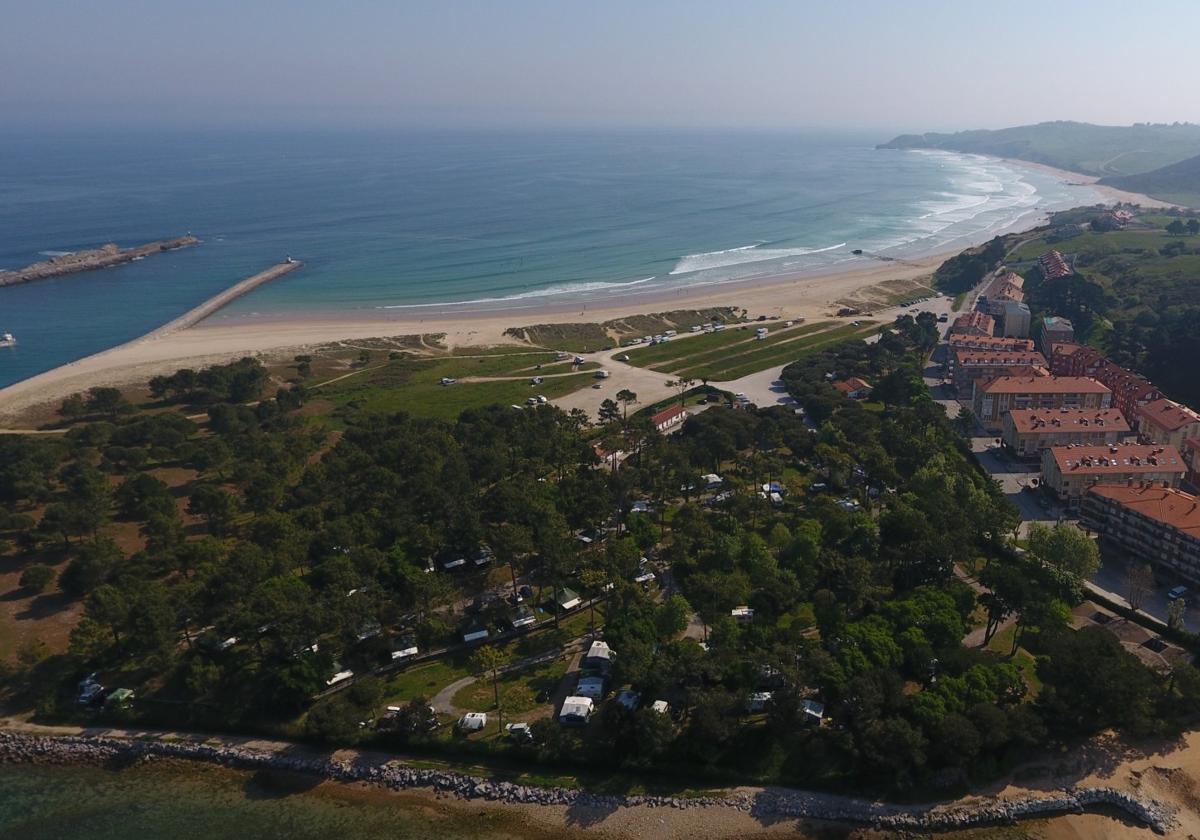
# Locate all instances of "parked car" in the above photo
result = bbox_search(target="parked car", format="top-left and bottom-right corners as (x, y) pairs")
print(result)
(1167, 585), (1189, 602)
(505, 722), (533, 741)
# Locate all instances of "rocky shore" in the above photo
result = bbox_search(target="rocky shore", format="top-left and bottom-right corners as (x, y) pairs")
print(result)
(0, 731), (1177, 834)
(0, 236), (199, 286)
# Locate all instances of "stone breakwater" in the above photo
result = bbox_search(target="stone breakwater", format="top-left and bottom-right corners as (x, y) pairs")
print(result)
(0, 236), (199, 287)
(0, 732), (1176, 834)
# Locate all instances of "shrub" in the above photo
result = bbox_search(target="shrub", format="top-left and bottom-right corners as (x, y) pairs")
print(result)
(19, 564), (56, 593)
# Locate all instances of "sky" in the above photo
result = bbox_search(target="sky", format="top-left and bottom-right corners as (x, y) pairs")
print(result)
(3, 0), (1199, 133)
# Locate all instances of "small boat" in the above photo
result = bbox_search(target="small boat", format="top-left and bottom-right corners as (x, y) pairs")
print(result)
(0, 333), (15, 348)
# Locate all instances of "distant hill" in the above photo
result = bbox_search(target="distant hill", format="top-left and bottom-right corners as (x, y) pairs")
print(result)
(878, 121), (1200, 178)
(1100, 153), (1200, 207)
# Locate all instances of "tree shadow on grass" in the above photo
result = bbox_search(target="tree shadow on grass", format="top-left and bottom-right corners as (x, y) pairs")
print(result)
(15, 590), (77, 619)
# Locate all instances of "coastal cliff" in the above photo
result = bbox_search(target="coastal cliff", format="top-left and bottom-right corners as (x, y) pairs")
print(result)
(0, 235), (200, 287)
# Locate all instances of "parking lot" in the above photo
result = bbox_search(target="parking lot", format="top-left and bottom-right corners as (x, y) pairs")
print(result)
(1091, 556), (1200, 634)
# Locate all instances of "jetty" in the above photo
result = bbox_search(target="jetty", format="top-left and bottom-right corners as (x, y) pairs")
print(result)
(0, 235), (200, 287)
(148, 258), (303, 338)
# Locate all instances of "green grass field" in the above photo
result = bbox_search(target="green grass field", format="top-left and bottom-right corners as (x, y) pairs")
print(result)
(671, 323), (848, 378)
(623, 321), (834, 372)
(451, 653), (572, 716)
(681, 323), (882, 381)
(316, 352), (596, 421)
(1009, 229), (1181, 261)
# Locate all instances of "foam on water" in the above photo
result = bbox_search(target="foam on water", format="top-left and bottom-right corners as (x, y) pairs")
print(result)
(377, 276), (656, 309)
(670, 242), (846, 275)
(0, 130), (1104, 388)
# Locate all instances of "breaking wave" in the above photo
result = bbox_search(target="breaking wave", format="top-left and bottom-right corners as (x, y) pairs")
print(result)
(670, 242), (846, 275)
(377, 276), (655, 309)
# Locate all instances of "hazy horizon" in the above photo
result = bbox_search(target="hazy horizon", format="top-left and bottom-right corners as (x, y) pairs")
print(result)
(4, 0), (1199, 133)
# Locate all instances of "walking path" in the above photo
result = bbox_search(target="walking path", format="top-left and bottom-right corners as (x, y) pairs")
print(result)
(431, 639), (590, 716)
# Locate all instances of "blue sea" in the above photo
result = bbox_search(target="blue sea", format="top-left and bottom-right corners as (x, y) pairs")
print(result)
(0, 130), (1100, 388)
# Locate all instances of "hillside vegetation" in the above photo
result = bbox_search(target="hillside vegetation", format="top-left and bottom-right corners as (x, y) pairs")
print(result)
(1101, 152), (1200, 207)
(879, 121), (1200, 179)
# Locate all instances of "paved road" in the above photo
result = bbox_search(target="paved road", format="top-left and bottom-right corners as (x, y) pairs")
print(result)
(968, 438), (1064, 538)
(554, 293), (961, 422)
(720, 366), (797, 409)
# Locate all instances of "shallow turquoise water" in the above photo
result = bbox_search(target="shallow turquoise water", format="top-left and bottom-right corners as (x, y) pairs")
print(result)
(0, 129), (1099, 388)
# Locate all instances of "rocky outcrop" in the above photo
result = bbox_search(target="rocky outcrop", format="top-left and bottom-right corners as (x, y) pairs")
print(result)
(0, 732), (1177, 834)
(0, 236), (199, 287)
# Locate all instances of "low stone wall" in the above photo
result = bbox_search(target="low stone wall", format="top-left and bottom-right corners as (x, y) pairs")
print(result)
(0, 732), (1176, 834)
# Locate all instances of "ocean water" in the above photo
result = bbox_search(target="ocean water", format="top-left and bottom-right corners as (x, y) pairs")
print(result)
(0, 130), (1100, 388)
(0, 762), (563, 840)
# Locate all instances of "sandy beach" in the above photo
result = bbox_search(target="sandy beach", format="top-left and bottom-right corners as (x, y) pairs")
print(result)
(0, 156), (1174, 425)
(0, 251), (949, 422)
(999, 158), (1183, 209)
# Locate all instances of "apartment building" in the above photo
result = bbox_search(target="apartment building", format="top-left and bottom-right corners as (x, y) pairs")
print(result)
(1135, 398), (1200, 449)
(972, 375), (1112, 430)
(1049, 343), (1162, 419)
(950, 348), (1047, 392)
(1042, 443), (1185, 505)
(1082, 483), (1200, 587)
(1001, 408), (1130, 458)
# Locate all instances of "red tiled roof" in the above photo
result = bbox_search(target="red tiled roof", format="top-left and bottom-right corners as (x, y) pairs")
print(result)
(833, 376), (872, 394)
(949, 311), (995, 335)
(1007, 408), (1130, 435)
(1038, 250), (1073, 280)
(978, 375), (1110, 395)
(953, 349), (1046, 366)
(981, 271), (1025, 303)
(948, 333), (1034, 352)
(1136, 398), (1200, 433)
(1048, 443), (1184, 475)
(1088, 484), (1200, 538)
(651, 404), (687, 426)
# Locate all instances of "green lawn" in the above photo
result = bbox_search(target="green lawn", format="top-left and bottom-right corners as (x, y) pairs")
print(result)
(379, 606), (602, 710)
(658, 323), (840, 374)
(682, 323), (882, 381)
(1008, 229), (1181, 261)
(451, 653), (571, 716)
(623, 321), (833, 372)
(384, 658), (473, 704)
(316, 353), (596, 421)
(985, 625), (1043, 696)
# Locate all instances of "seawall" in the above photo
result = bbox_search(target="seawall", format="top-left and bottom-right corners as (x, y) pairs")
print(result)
(0, 731), (1177, 834)
(0, 236), (200, 287)
(147, 259), (302, 338)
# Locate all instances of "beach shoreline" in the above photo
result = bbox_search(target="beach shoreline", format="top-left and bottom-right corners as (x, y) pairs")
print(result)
(0, 154), (1171, 423)
(0, 250), (952, 422)
(0, 724), (1186, 838)
(995, 157), (1182, 209)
